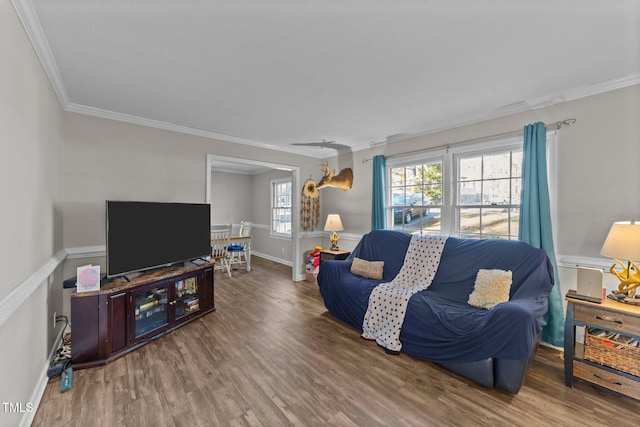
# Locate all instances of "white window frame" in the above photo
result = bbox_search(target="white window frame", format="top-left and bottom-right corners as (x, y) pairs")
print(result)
(453, 143), (523, 239)
(270, 177), (292, 237)
(386, 136), (524, 238)
(388, 156), (446, 234)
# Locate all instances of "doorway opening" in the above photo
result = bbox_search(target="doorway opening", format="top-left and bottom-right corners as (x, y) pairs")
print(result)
(205, 154), (301, 281)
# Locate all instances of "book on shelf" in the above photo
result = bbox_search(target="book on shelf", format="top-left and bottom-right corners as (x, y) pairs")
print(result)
(186, 304), (200, 313)
(185, 277), (197, 292)
(139, 300), (159, 311)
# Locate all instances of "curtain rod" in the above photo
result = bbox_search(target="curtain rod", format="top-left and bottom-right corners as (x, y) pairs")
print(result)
(362, 118), (576, 163)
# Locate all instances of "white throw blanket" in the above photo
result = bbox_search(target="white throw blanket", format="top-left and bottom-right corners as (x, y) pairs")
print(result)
(362, 234), (448, 352)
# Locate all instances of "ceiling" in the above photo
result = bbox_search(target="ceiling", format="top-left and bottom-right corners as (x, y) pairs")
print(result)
(17, 0), (640, 158)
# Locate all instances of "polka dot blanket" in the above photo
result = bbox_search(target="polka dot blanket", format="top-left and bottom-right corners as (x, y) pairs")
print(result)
(362, 234), (448, 352)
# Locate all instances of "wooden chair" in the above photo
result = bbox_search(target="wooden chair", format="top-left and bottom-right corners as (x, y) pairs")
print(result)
(228, 221), (252, 272)
(210, 224), (232, 277)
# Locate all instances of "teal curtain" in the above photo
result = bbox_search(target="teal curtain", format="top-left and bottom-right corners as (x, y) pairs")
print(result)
(371, 155), (387, 230)
(519, 122), (564, 347)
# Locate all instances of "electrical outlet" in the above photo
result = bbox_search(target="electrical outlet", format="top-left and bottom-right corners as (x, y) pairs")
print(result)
(53, 311), (57, 328)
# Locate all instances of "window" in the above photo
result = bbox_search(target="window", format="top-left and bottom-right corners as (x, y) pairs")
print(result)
(455, 149), (522, 239)
(387, 140), (522, 239)
(271, 177), (292, 235)
(390, 160), (443, 235)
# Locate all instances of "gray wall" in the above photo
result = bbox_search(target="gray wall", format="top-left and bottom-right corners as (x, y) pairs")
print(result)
(210, 171), (252, 225)
(60, 113), (319, 251)
(324, 84), (640, 259)
(1, 2), (65, 425)
(320, 84), (640, 304)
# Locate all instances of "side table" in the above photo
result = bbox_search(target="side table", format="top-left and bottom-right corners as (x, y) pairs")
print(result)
(564, 290), (640, 400)
(319, 249), (351, 265)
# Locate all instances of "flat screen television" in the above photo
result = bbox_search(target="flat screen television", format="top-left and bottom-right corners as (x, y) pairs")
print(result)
(106, 201), (211, 277)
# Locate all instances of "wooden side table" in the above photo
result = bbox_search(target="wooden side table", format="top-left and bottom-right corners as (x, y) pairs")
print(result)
(319, 249), (350, 265)
(564, 290), (640, 400)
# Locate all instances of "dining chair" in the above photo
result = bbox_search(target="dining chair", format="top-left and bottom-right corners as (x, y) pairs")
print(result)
(210, 224), (232, 277)
(228, 221), (252, 271)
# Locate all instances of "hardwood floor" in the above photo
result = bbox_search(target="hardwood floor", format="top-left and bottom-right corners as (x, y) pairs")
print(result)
(34, 258), (640, 426)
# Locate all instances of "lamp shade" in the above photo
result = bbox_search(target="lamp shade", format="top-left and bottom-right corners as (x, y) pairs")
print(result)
(324, 214), (344, 232)
(600, 221), (640, 262)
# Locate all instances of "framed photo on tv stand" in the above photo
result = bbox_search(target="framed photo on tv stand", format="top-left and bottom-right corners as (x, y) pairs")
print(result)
(76, 265), (101, 293)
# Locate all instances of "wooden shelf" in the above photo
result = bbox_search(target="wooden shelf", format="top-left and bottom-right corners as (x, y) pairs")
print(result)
(564, 291), (640, 400)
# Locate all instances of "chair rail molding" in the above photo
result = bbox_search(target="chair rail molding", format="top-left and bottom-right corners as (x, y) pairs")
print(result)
(0, 245), (106, 328)
(557, 254), (614, 270)
(64, 245), (106, 259)
(0, 250), (67, 328)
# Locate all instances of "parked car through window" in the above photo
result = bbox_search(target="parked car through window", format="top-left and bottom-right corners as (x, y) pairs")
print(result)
(393, 193), (429, 224)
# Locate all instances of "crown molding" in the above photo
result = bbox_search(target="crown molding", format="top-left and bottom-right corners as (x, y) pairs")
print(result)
(11, 0), (70, 106)
(64, 102), (322, 158)
(351, 72), (640, 154)
(14, 0), (639, 160)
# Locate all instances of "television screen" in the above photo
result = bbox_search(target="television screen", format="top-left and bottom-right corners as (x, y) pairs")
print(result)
(106, 201), (211, 277)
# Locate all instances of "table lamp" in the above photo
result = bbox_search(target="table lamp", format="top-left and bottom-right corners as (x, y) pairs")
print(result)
(600, 220), (640, 297)
(324, 214), (344, 250)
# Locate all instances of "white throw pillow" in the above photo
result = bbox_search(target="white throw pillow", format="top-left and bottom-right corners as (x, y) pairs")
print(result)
(468, 269), (512, 310)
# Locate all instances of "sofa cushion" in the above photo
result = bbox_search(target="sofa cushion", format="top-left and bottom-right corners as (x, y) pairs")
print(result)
(468, 269), (512, 309)
(350, 257), (384, 280)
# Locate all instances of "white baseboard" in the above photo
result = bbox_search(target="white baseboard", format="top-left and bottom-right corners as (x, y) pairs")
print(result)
(539, 341), (563, 353)
(19, 325), (67, 427)
(251, 251), (292, 267)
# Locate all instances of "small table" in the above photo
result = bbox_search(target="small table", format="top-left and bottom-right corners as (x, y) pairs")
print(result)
(319, 249), (350, 265)
(564, 290), (640, 400)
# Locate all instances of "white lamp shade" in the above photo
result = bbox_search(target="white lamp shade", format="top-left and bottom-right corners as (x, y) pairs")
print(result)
(600, 221), (640, 262)
(324, 214), (344, 232)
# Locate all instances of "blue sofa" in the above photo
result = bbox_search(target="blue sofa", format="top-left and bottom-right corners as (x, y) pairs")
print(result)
(317, 230), (554, 393)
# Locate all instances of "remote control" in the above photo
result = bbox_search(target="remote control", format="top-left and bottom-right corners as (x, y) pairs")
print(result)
(60, 367), (73, 392)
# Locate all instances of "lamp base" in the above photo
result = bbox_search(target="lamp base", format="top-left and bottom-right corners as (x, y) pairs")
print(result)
(329, 232), (340, 251)
(610, 259), (640, 298)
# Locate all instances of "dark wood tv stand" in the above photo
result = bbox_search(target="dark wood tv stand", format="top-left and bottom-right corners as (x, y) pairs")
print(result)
(71, 262), (214, 369)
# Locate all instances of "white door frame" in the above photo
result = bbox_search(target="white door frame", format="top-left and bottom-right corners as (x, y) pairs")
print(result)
(205, 154), (301, 281)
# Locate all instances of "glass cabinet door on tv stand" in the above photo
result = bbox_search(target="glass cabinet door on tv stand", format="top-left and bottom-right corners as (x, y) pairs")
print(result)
(133, 283), (170, 339)
(131, 274), (203, 340)
(174, 276), (201, 320)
